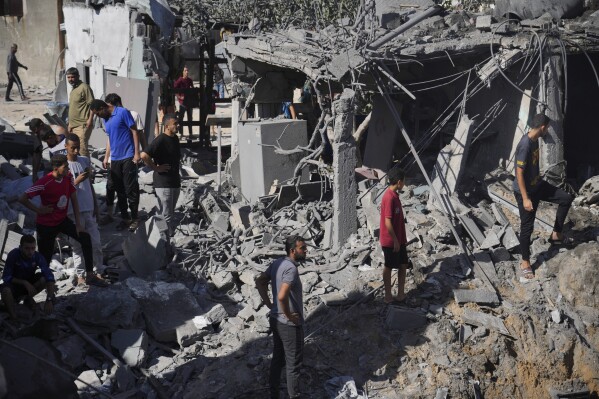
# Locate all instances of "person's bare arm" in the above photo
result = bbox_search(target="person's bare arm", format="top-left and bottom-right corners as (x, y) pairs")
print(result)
(516, 167), (533, 211)
(18, 193), (52, 215)
(141, 152), (170, 173)
(277, 283), (300, 325)
(103, 138), (111, 169)
(131, 129), (140, 163)
(256, 273), (273, 309)
(384, 217), (400, 252)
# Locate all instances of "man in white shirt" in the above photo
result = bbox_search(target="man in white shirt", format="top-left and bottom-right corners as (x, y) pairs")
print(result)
(64, 133), (104, 286)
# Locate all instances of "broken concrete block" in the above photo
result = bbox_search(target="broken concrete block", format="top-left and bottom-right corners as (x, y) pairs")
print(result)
(230, 202), (251, 230)
(237, 305), (255, 322)
(321, 219), (333, 249)
(321, 291), (351, 306)
(54, 335), (86, 370)
(111, 329), (148, 368)
(74, 285), (139, 329)
(385, 308), (428, 331)
(551, 309), (562, 324)
(122, 216), (171, 277)
(0, 337), (78, 397)
(211, 270), (235, 291)
(475, 15), (492, 31)
(125, 278), (204, 343)
(238, 269), (260, 286)
(461, 308), (510, 336)
(491, 247), (511, 263)
(302, 272), (319, 293)
(480, 230), (501, 250)
(177, 320), (210, 348)
(205, 303), (228, 324)
(200, 192), (230, 233)
(75, 370), (102, 392)
(453, 289), (500, 305)
(501, 225), (520, 251)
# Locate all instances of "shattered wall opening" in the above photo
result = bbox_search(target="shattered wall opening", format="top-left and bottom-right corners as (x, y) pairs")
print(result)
(564, 52), (599, 184)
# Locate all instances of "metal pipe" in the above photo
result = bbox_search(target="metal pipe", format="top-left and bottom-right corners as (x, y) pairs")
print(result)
(368, 6), (441, 50)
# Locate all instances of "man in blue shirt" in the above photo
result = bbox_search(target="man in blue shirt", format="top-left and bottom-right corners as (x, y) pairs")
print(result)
(90, 98), (141, 231)
(1, 235), (56, 319)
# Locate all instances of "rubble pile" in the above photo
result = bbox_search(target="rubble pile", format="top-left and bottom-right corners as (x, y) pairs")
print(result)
(1, 145), (598, 398)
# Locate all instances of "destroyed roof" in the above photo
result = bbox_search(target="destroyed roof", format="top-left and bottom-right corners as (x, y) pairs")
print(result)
(224, 3), (599, 84)
(125, 0), (175, 38)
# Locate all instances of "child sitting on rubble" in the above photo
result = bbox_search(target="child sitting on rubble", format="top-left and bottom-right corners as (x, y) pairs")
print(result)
(379, 166), (410, 304)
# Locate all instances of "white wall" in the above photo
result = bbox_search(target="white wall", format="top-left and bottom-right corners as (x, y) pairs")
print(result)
(63, 3), (132, 96)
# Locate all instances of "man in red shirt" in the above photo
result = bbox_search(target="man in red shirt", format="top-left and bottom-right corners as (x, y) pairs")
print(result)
(173, 66), (194, 138)
(18, 154), (106, 287)
(379, 167), (409, 304)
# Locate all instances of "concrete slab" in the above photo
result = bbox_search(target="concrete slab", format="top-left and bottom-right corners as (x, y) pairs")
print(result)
(74, 285), (139, 329)
(125, 278), (204, 343)
(453, 289), (500, 305)
(111, 329), (148, 368)
(122, 216), (171, 277)
(461, 308), (510, 336)
(385, 307), (428, 331)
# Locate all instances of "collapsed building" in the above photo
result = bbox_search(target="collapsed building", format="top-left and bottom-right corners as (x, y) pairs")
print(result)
(1, 0), (599, 398)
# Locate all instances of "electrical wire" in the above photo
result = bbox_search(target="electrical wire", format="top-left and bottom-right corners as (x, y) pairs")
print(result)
(490, 19), (547, 108)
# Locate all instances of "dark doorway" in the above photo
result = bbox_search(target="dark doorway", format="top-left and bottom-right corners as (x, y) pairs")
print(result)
(564, 52), (599, 185)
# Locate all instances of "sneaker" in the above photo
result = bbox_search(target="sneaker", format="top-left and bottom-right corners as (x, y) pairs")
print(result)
(86, 274), (108, 287)
(5, 98), (13, 102)
(21, 96), (30, 101)
(115, 220), (131, 231)
(128, 219), (139, 232)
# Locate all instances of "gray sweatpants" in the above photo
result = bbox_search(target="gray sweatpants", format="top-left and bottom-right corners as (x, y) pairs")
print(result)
(155, 187), (180, 235)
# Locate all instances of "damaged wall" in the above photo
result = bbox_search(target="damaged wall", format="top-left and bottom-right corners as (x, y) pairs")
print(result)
(0, 0), (61, 87)
(63, 3), (132, 98)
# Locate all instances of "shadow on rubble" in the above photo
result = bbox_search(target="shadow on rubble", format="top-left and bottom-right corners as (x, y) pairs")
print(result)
(149, 256), (471, 399)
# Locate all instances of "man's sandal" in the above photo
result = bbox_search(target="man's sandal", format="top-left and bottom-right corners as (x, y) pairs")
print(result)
(520, 267), (534, 280)
(548, 237), (574, 247)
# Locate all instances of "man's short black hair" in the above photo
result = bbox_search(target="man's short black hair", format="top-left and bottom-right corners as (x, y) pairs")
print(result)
(387, 166), (406, 186)
(90, 99), (108, 111)
(531, 114), (550, 129)
(285, 235), (305, 255)
(163, 113), (178, 127)
(65, 133), (80, 145)
(51, 154), (68, 168)
(40, 128), (57, 141)
(104, 93), (122, 106)
(20, 234), (36, 246)
(66, 67), (79, 76)
(25, 118), (44, 130)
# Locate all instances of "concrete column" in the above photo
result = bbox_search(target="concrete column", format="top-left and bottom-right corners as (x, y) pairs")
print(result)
(231, 98), (240, 154)
(332, 89), (357, 250)
(540, 43), (566, 185)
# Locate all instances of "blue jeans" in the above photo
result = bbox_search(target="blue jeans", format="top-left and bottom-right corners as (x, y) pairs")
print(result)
(269, 317), (303, 399)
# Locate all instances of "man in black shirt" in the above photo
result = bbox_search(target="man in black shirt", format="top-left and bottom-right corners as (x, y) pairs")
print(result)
(140, 114), (181, 236)
(513, 114), (573, 279)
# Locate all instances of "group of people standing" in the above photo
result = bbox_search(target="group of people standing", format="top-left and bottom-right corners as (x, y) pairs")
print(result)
(1, 64), (183, 319)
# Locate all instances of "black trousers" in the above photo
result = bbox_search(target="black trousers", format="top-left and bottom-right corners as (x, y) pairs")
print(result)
(269, 317), (303, 399)
(515, 180), (573, 261)
(178, 104), (193, 137)
(6, 72), (25, 99)
(110, 157), (139, 219)
(37, 218), (94, 273)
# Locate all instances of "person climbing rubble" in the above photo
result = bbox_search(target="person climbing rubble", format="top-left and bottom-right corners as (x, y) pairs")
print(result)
(380, 166), (410, 304)
(0, 235), (55, 320)
(256, 235), (307, 399)
(513, 114), (574, 279)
